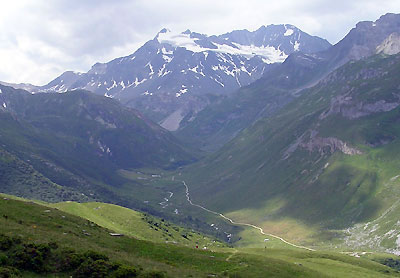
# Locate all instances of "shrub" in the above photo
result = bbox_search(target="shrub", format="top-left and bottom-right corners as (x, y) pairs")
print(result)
(74, 259), (111, 278)
(57, 248), (86, 271)
(0, 236), (13, 251)
(378, 258), (400, 271)
(83, 250), (109, 261)
(112, 265), (138, 277)
(48, 241), (58, 250)
(0, 234), (139, 277)
(11, 243), (50, 272)
(0, 255), (9, 266)
(0, 266), (20, 278)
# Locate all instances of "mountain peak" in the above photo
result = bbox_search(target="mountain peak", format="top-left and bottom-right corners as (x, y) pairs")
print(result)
(158, 28), (171, 34)
(330, 13), (400, 64)
(355, 20), (373, 29)
(378, 12), (400, 22)
(154, 28), (171, 39)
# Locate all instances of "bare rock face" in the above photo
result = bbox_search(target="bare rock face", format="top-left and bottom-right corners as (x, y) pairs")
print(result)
(320, 94), (400, 120)
(377, 32), (400, 55)
(300, 134), (362, 156)
(283, 130), (362, 159)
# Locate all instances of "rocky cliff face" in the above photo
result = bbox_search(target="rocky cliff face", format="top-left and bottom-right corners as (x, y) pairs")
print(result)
(377, 32), (400, 55)
(283, 130), (362, 160)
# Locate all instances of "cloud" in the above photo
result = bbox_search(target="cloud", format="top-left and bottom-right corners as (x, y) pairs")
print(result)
(0, 0), (398, 85)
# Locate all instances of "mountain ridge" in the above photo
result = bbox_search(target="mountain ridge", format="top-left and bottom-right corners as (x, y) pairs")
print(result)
(25, 24), (330, 131)
(176, 13), (400, 151)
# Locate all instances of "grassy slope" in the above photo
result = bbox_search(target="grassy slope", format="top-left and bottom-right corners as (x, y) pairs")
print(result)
(0, 195), (398, 277)
(180, 54), (400, 248)
(50, 201), (225, 249)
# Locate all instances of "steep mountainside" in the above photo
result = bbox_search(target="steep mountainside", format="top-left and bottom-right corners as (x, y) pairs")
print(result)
(181, 53), (400, 252)
(0, 147), (89, 203)
(177, 13), (400, 151)
(36, 25), (330, 130)
(0, 85), (194, 203)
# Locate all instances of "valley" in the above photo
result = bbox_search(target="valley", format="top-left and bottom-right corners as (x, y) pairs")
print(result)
(1, 8), (400, 277)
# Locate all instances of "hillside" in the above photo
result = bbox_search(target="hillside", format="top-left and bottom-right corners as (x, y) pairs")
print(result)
(0, 195), (398, 277)
(180, 52), (400, 252)
(0, 85), (195, 205)
(50, 201), (224, 248)
(176, 13), (400, 151)
(0, 147), (88, 203)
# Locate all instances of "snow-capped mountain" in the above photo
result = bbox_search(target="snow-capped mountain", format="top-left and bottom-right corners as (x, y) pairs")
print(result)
(39, 25), (331, 130)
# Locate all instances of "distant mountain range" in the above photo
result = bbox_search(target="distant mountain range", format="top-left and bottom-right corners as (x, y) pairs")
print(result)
(7, 24), (331, 131)
(176, 13), (400, 151)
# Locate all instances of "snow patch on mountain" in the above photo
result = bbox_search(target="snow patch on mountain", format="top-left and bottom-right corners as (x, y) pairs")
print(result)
(161, 47), (173, 55)
(147, 63), (155, 77)
(294, 41), (300, 51)
(212, 77), (225, 87)
(131, 77), (147, 88)
(176, 85), (188, 97)
(284, 29), (294, 36)
(157, 29), (287, 63)
(106, 80), (117, 91)
(230, 43), (287, 63)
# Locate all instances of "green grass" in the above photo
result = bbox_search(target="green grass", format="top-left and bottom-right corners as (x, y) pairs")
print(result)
(50, 201), (225, 249)
(0, 195), (399, 277)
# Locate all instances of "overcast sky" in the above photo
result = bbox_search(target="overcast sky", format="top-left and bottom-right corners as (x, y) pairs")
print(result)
(1, 0), (399, 85)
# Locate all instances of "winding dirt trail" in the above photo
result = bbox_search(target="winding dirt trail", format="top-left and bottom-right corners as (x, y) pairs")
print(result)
(182, 181), (315, 252)
(225, 249), (238, 261)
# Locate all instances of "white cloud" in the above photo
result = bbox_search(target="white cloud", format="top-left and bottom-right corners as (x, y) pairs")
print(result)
(0, 0), (399, 85)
